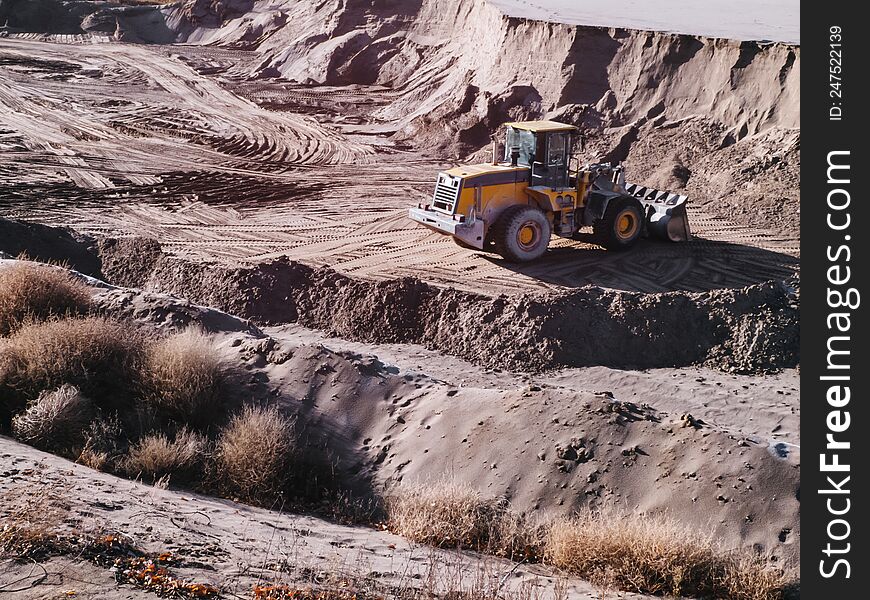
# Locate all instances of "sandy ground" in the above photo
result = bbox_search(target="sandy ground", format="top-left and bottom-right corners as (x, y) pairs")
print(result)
(0, 269), (800, 596)
(489, 1), (800, 43)
(0, 35), (798, 296)
(0, 436), (648, 600)
(270, 324), (800, 448)
(78, 277), (798, 569)
(0, 1), (800, 594)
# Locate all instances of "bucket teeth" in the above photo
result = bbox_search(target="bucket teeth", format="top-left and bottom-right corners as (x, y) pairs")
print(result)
(624, 182), (688, 207)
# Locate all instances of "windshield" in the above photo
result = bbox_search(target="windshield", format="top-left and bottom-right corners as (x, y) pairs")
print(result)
(504, 126), (535, 167)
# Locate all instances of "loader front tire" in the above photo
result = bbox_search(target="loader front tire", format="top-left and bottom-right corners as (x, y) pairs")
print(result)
(492, 205), (552, 262)
(593, 195), (644, 250)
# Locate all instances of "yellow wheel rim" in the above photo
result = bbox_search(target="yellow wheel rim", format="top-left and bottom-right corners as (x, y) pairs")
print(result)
(518, 224), (536, 246)
(616, 210), (639, 240)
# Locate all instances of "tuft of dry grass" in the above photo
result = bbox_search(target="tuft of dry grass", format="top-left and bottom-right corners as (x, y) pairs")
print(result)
(0, 260), (92, 336)
(385, 479), (542, 557)
(125, 428), (208, 484)
(11, 384), (94, 454)
(142, 327), (227, 426)
(77, 414), (126, 472)
(544, 511), (788, 599)
(216, 405), (295, 501)
(386, 479), (497, 549)
(0, 316), (146, 412)
(387, 485), (789, 599)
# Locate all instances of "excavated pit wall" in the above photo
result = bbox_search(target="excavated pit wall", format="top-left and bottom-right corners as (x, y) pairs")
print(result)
(159, 0), (800, 232)
(160, 0), (799, 135)
(0, 219), (799, 373)
(91, 235), (797, 374)
(0, 217), (798, 373)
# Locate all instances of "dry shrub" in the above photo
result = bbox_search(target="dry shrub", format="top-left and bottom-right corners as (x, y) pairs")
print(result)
(143, 327), (227, 426)
(0, 260), (92, 336)
(11, 384), (94, 454)
(544, 511), (788, 599)
(385, 479), (533, 554)
(78, 414), (127, 472)
(216, 405), (294, 501)
(0, 316), (145, 411)
(125, 428), (208, 484)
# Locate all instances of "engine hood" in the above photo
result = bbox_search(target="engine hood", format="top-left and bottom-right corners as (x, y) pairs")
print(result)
(443, 163), (529, 186)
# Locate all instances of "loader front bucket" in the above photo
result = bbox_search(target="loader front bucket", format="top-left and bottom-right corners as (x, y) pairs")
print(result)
(624, 183), (691, 242)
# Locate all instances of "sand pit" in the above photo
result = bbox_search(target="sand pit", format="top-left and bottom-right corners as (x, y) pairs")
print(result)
(1, 1), (801, 596)
(0, 258), (800, 573)
(0, 0), (799, 297)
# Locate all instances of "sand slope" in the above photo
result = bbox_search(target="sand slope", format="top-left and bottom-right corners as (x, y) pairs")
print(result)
(1, 435), (640, 600)
(82, 272), (799, 570)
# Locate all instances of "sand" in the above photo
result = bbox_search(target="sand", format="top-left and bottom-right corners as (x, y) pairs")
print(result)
(91, 265), (798, 567)
(490, 1), (800, 43)
(1, 435), (641, 600)
(0, 221), (799, 374)
(0, 256), (799, 595)
(0, 1), (801, 594)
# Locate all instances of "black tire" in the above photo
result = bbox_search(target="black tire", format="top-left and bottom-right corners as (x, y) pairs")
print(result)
(592, 195), (644, 250)
(491, 205), (552, 262)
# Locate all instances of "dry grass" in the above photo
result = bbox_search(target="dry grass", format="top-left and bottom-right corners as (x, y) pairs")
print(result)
(77, 414), (126, 472)
(386, 479), (500, 550)
(544, 511), (788, 599)
(216, 405), (295, 501)
(0, 316), (146, 411)
(385, 479), (542, 558)
(0, 485), (70, 560)
(125, 428), (208, 483)
(0, 260), (92, 336)
(11, 384), (94, 454)
(143, 327), (227, 426)
(387, 485), (789, 599)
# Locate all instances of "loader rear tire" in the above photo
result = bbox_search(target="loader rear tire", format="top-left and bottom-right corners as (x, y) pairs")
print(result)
(593, 195), (644, 250)
(492, 205), (552, 262)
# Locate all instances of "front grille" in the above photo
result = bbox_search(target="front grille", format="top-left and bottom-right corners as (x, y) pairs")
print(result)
(432, 174), (461, 214)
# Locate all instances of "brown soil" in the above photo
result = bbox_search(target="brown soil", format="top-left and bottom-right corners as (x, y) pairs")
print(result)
(1, 1), (801, 594)
(1, 0), (799, 297)
(0, 221), (798, 374)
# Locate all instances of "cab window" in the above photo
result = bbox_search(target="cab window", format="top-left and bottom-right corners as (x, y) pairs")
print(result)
(504, 126), (536, 167)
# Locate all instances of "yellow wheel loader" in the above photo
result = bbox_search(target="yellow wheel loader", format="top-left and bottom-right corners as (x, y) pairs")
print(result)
(409, 120), (691, 262)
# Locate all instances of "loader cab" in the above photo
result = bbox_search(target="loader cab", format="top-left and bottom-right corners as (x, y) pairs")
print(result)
(503, 121), (577, 190)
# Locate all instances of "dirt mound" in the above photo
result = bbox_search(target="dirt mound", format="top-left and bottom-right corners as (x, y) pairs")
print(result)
(0, 221), (798, 373)
(93, 236), (797, 374)
(83, 281), (800, 568)
(0, 218), (102, 276)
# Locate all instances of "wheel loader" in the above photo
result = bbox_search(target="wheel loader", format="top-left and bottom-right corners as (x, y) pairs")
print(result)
(408, 120), (690, 262)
